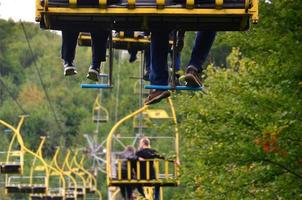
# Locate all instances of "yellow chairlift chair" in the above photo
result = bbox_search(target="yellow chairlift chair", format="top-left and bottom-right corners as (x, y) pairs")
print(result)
(92, 95), (109, 123)
(78, 31), (150, 51)
(35, 0), (258, 31)
(71, 150), (102, 200)
(107, 97), (180, 189)
(5, 137), (48, 194)
(0, 119), (25, 174)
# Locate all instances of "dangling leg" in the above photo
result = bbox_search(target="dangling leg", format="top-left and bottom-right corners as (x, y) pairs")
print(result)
(61, 30), (79, 76)
(185, 31), (216, 87)
(87, 30), (110, 81)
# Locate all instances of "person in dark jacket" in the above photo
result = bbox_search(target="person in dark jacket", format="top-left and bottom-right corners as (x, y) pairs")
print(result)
(136, 137), (164, 200)
(117, 146), (137, 200)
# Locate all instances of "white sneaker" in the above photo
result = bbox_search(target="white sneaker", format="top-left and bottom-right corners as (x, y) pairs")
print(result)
(64, 63), (77, 76)
(86, 66), (100, 82)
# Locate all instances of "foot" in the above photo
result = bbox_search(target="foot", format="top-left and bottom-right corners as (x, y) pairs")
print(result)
(144, 90), (171, 105)
(64, 62), (77, 76)
(86, 66), (100, 82)
(184, 65), (203, 87)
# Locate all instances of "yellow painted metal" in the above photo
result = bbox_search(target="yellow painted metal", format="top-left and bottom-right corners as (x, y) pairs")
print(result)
(156, 0), (165, 9)
(93, 95), (109, 123)
(99, 0), (107, 9)
(146, 160), (150, 180)
(107, 98), (180, 186)
(69, 0), (77, 8)
(29, 136), (47, 186)
(154, 160), (159, 180)
(128, 0), (136, 9)
(106, 106), (148, 185)
(249, 0), (259, 23)
(164, 160), (169, 178)
(137, 161), (140, 180)
(215, 0), (224, 9)
(167, 97), (180, 183)
(35, 0), (43, 22)
(127, 160), (131, 180)
(75, 155), (102, 200)
(111, 188), (120, 200)
(146, 109), (170, 119)
(186, 0), (194, 9)
(42, 7), (251, 16)
(118, 160), (122, 180)
(0, 117), (66, 196)
(64, 150), (86, 198)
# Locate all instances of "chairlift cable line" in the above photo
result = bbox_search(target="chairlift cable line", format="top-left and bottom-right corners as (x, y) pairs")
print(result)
(0, 78), (27, 115)
(20, 22), (63, 133)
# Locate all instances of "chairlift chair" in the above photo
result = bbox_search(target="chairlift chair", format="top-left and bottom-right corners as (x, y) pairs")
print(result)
(107, 97), (180, 188)
(92, 95), (109, 123)
(5, 137), (48, 194)
(36, 0), (258, 31)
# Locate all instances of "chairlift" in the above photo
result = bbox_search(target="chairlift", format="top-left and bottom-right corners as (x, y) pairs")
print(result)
(92, 95), (109, 123)
(36, 0), (258, 31)
(106, 97), (180, 187)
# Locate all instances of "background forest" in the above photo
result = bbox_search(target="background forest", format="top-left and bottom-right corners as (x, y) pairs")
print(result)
(0, 0), (301, 199)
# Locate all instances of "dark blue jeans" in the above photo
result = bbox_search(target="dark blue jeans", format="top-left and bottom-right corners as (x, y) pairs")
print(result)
(188, 31), (216, 72)
(149, 31), (215, 85)
(61, 30), (109, 68)
(149, 30), (171, 85)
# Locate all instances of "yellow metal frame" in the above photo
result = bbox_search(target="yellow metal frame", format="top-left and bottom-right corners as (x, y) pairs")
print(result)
(72, 151), (102, 200)
(36, 0), (259, 26)
(106, 97), (180, 186)
(0, 117), (67, 197)
(93, 95), (109, 123)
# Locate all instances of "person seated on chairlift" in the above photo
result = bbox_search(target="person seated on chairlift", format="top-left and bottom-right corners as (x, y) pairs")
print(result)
(61, 30), (109, 82)
(144, 31), (216, 105)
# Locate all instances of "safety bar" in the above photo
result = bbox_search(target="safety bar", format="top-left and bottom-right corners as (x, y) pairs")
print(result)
(144, 85), (203, 91)
(81, 84), (113, 89)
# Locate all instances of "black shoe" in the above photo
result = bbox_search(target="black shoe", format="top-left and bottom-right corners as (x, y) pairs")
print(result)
(86, 66), (100, 81)
(64, 62), (77, 76)
(144, 90), (171, 105)
(184, 66), (203, 87)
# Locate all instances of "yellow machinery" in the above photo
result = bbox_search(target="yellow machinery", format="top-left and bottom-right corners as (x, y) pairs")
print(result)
(35, 0), (258, 31)
(106, 97), (180, 189)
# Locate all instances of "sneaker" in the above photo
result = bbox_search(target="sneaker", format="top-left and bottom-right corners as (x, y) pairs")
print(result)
(64, 63), (77, 76)
(144, 90), (171, 105)
(184, 65), (203, 87)
(86, 66), (100, 82)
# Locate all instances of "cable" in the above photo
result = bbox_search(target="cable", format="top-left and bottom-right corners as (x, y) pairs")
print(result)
(20, 22), (63, 133)
(0, 78), (27, 115)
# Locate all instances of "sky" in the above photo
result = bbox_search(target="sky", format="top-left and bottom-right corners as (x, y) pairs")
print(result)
(0, 0), (35, 22)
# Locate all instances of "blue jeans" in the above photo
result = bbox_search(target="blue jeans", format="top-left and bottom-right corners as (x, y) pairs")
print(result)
(61, 30), (109, 68)
(149, 30), (171, 85)
(188, 31), (216, 72)
(146, 47), (181, 74)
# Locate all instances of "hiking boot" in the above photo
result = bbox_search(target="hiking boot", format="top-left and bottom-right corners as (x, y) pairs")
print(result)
(64, 62), (77, 76)
(144, 90), (171, 105)
(86, 66), (100, 82)
(184, 65), (203, 87)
